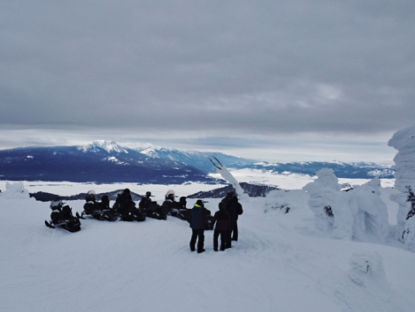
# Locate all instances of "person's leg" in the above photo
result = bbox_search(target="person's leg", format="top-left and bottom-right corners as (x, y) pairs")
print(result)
(220, 231), (226, 251)
(190, 229), (197, 251)
(197, 229), (205, 253)
(225, 228), (232, 248)
(213, 230), (219, 251)
(232, 220), (238, 241)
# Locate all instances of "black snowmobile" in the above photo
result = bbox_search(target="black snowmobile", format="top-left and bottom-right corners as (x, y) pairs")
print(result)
(45, 201), (81, 232)
(170, 196), (191, 221)
(77, 193), (118, 221)
(138, 192), (165, 220)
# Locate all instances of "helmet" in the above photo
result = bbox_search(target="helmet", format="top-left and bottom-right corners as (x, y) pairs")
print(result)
(146, 191), (152, 197)
(86, 190), (96, 202)
(165, 189), (175, 199)
(50, 200), (63, 210)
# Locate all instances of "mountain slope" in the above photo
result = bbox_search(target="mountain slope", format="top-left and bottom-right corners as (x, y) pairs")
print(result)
(0, 141), (395, 183)
(0, 141), (212, 184)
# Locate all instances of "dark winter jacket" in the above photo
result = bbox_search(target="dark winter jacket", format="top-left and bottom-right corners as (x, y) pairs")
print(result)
(114, 190), (135, 214)
(95, 195), (110, 211)
(190, 203), (210, 230)
(162, 199), (181, 215)
(139, 196), (153, 211)
(219, 195), (243, 221)
(213, 208), (231, 232)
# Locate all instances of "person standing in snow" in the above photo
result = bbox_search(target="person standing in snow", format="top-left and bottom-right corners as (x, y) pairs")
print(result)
(219, 191), (243, 243)
(189, 200), (210, 253)
(212, 203), (231, 251)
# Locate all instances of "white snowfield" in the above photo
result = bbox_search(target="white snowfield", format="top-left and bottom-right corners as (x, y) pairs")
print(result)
(1, 184), (415, 312)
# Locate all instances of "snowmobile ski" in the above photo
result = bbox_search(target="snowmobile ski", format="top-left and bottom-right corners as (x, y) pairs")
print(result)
(44, 220), (55, 228)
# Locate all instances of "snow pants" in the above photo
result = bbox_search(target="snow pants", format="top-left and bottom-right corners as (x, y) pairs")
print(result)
(231, 219), (238, 241)
(213, 230), (227, 251)
(190, 229), (205, 252)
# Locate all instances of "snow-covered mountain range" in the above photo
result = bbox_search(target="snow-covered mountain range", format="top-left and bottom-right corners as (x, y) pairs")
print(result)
(0, 140), (394, 183)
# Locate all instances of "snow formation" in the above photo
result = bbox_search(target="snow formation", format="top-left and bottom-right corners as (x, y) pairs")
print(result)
(303, 169), (390, 242)
(0, 181), (29, 199)
(388, 124), (415, 250)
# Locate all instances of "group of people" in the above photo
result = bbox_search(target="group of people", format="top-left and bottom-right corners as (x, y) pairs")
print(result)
(189, 191), (243, 253)
(46, 187), (244, 253)
(79, 188), (203, 224)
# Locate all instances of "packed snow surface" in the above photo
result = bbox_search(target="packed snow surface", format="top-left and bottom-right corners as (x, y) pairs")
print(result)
(1, 183), (415, 312)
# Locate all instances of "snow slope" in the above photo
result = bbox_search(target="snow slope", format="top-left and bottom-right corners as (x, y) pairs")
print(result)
(1, 187), (415, 312)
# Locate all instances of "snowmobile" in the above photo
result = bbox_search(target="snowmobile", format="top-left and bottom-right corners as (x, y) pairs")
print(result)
(142, 201), (166, 220)
(44, 201), (81, 232)
(118, 209), (146, 222)
(144, 202), (166, 220)
(77, 194), (118, 222)
(170, 196), (190, 220)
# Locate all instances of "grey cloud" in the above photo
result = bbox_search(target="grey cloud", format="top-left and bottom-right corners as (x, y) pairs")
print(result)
(1, 0), (414, 136)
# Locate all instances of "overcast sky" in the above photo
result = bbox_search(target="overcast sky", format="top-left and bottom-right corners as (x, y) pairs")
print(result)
(1, 0), (414, 162)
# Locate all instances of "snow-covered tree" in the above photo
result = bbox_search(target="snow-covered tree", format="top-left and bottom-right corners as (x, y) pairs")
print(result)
(388, 124), (415, 250)
(348, 178), (389, 243)
(304, 170), (390, 242)
(303, 168), (352, 239)
(0, 182), (29, 199)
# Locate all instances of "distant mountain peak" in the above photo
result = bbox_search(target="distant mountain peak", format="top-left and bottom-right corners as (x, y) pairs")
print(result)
(79, 140), (129, 154)
(140, 146), (161, 158)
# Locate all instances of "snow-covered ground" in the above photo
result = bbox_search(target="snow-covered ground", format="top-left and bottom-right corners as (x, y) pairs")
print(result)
(1, 179), (415, 312)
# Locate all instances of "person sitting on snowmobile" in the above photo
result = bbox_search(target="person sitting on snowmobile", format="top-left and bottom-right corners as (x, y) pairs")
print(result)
(114, 189), (145, 221)
(139, 191), (153, 213)
(45, 200), (81, 232)
(169, 195), (186, 217)
(83, 190), (98, 215)
(98, 195), (110, 210)
(78, 192), (117, 221)
(93, 195), (118, 221)
(160, 189), (179, 219)
(174, 196), (191, 221)
(138, 191), (164, 220)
